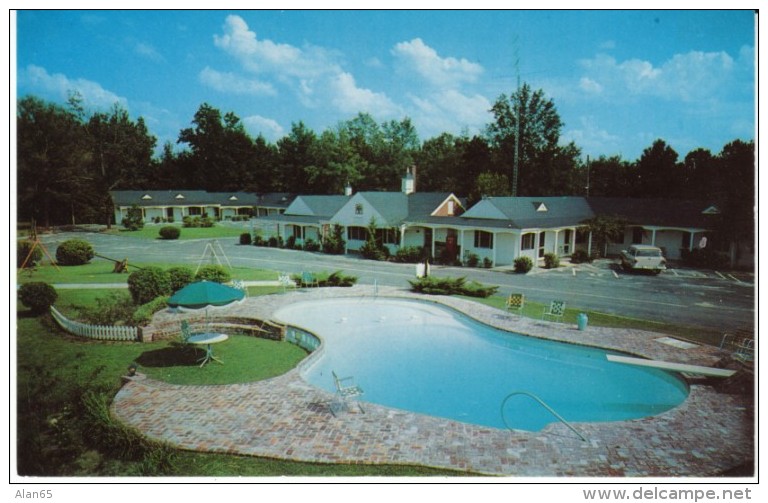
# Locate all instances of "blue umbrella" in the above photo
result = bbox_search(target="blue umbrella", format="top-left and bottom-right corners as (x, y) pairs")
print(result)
(168, 280), (245, 310)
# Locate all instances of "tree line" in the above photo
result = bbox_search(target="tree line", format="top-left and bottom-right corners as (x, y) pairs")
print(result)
(17, 84), (754, 252)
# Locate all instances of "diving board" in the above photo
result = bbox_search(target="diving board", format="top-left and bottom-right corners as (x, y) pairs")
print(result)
(606, 354), (736, 377)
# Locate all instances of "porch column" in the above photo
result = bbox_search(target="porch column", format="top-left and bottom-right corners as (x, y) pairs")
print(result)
(492, 231), (497, 266)
(431, 227), (436, 259)
(587, 231), (593, 257)
(399, 224), (407, 247)
(650, 228), (657, 246)
(459, 229), (465, 261)
(534, 231), (541, 266)
(553, 229), (560, 255)
(689, 231), (695, 251)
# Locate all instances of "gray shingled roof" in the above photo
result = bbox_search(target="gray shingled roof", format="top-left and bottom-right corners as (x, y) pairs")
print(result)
(110, 191), (295, 209)
(585, 198), (715, 229)
(110, 190), (217, 207)
(290, 195), (351, 217)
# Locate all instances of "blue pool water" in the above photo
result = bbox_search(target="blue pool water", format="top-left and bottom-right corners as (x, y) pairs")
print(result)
(274, 298), (689, 431)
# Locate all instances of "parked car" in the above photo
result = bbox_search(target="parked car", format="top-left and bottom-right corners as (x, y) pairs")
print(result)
(620, 244), (666, 274)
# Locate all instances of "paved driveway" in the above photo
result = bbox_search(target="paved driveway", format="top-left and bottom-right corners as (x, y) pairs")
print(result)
(39, 230), (755, 333)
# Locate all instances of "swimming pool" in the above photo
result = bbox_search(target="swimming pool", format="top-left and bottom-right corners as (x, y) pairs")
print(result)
(274, 298), (689, 432)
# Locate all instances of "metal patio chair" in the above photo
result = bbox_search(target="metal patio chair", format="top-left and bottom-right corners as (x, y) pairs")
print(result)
(330, 370), (364, 415)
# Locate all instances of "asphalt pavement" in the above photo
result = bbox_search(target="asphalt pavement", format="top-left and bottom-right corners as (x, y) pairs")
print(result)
(37, 230), (755, 334)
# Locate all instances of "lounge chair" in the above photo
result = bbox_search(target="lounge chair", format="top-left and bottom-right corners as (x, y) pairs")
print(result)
(542, 299), (566, 323)
(301, 271), (319, 288)
(278, 272), (297, 291)
(330, 370), (364, 415)
(231, 279), (248, 297)
(506, 293), (525, 315)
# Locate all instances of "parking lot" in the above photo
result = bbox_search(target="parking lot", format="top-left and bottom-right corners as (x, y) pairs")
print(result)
(36, 231), (755, 335)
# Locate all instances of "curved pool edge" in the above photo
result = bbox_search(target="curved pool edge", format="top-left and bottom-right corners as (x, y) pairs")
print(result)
(123, 285), (753, 476)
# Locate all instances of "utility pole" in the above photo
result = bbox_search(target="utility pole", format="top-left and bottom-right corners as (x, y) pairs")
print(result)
(586, 155), (590, 197)
(512, 44), (520, 198)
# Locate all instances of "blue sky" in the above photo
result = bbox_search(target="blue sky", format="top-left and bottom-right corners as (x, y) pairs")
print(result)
(15, 9), (755, 161)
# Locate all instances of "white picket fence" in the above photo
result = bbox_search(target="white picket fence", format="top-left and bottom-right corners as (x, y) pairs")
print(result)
(50, 306), (140, 342)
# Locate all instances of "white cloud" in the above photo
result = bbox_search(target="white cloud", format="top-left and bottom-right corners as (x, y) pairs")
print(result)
(562, 116), (622, 157)
(408, 89), (492, 138)
(579, 77), (602, 94)
(135, 42), (164, 63)
(578, 50), (741, 102)
(392, 38), (483, 88)
(329, 72), (400, 116)
(18, 64), (127, 111)
(242, 115), (284, 141)
(213, 14), (337, 79)
(199, 66), (275, 96)
(211, 15), (398, 120)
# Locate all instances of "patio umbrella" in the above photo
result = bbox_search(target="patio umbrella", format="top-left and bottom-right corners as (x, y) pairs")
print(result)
(168, 280), (245, 310)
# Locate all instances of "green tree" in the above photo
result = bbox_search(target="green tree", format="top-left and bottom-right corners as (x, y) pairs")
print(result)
(714, 139), (754, 265)
(471, 172), (512, 202)
(486, 83), (579, 196)
(276, 121), (318, 193)
(86, 104), (157, 226)
(580, 215), (627, 258)
(633, 139), (681, 198)
(17, 96), (92, 226)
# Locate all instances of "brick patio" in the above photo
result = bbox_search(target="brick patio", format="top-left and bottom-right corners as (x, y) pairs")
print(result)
(111, 286), (754, 477)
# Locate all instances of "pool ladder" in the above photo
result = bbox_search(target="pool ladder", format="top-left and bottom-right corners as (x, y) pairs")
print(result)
(501, 391), (587, 442)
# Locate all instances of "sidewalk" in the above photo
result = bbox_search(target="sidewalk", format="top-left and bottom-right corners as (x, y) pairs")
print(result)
(51, 280), (281, 289)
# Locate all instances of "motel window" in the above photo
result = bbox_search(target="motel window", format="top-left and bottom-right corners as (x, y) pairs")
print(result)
(188, 207), (202, 216)
(347, 226), (367, 241)
(632, 227), (644, 244)
(474, 230), (493, 249)
(376, 228), (399, 245)
(521, 233), (535, 250)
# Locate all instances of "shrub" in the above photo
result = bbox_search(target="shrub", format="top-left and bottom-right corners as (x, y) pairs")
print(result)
(392, 246), (425, 263)
(158, 226), (181, 240)
(239, 232), (252, 245)
(285, 235), (297, 250)
(322, 224), (346, 255)
(543, 253), (560, 269)
(253, 235), (265, 246)
(323, 271), (358, 287)
(570, 249), (593, 264)
(167, 266), (194, 292)
(55, 239), (95, 266)
(127, 267), (171, 305)
(482, 257), (493, 269)
(18, 282), (58, 314)
(681, 248), (730, 269)
(408, 276), (498, 298)
(122, 205), (144, 231)
(303, 239), (321, 252)
(132, 296), (169, 326)
(77, 292), (135, 325)
(360, 239), (389, 261)
(514, 256), (534, 274)
(17, 240), (42, 268)
(194, 265), (231, 284)
(464, 252), (480, 268)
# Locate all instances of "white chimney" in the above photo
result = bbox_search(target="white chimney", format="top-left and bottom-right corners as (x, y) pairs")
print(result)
(344, 182), (353, 196)
(402, 165), (416, 194)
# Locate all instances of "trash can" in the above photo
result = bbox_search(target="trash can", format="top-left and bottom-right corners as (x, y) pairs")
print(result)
(577, 313), (588, 331)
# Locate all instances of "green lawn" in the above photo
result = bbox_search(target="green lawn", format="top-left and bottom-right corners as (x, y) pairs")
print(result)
(107, 224), (247, 241)
(464, 295), (723, 346)
(17, 284), (463, 477)
(18, 261), (280, 285)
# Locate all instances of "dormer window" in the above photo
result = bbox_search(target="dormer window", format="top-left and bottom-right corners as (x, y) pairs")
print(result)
(355, 203), (364, 216)
(702, 205), (720, 215)
(229, 195), (239, 201)
(141, 194), (152, 200)
(448, 200), (455, 216)
(534, 202), (548, 212)
(175, 193), (185, 199)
